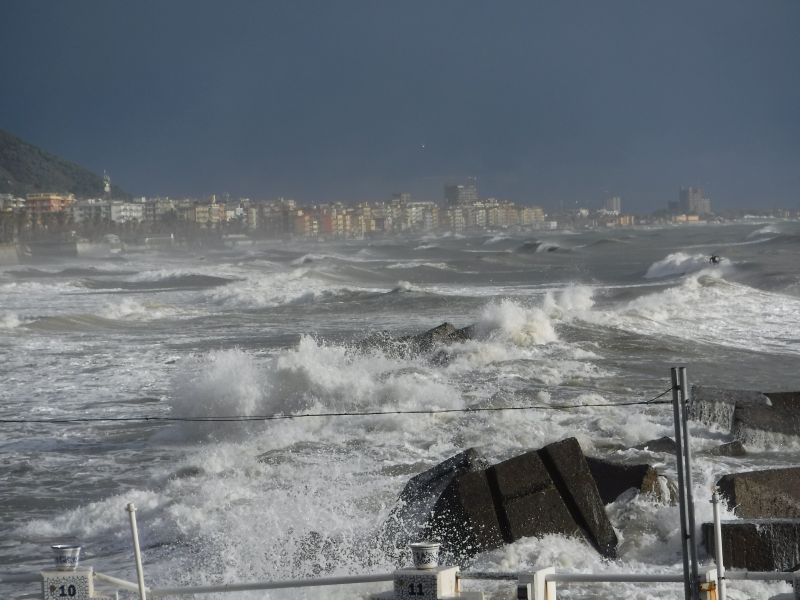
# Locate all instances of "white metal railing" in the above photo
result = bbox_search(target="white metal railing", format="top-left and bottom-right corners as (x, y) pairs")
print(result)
(147, 573), (397, 596)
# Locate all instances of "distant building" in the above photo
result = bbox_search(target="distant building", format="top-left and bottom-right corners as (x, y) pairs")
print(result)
(110, 200), (144, 223)
(26, 193), (74, 220)
(673, 187), (712, 215)
(71, 198), (110, 223)
(604, 196), (622, 214)
(444, 177), (478, 207)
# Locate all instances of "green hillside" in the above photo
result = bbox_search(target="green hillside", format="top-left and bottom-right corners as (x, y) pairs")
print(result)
(0, 129), (128, 198)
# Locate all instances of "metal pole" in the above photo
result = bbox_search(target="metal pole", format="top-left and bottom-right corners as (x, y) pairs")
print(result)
(671, 367), (692, 600)
(126, 503), (148, 600)
(711, 491), (728, 600)
(679, 367), (700, 600)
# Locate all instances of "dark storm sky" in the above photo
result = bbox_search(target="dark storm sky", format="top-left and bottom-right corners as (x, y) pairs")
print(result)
(1, 1), (798, 211)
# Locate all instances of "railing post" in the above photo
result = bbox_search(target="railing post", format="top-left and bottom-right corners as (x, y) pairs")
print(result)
(711, 491), (727, 600)
(671, 367), (692, 600)
(519, 568), (555, 600)
(699, 569), (717, 600)
(126, 503), (147, 600)
(679, 367), (700, 600)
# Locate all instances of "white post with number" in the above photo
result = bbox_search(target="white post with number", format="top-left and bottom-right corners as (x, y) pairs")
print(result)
(42, 569), (94, 600)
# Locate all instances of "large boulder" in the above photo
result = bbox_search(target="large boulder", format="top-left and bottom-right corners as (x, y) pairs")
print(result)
(702, 519), (800, 571)
(689, 386), (800, 443)
(717, 467), (800, 518)
(632, 436), (677, 454)
(420, 438), (617, 562)
(709, 441), (747, 457)
(397, 322), (474, 354)
(357, 322), (474, 359)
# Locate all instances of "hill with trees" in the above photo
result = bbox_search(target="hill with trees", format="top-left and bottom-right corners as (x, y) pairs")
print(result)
(0, 129), (128, 198)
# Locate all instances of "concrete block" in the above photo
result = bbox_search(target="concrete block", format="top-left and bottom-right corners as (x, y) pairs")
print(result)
(702, 519), (800, 571)
(586, 457), (661, 504)
(428, 470), (504, 557)
(539, 438), (618, 558)
(717, 467), (800, 518)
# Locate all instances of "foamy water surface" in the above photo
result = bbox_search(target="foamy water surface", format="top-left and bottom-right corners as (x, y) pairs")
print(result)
(2, 222), (799, 599)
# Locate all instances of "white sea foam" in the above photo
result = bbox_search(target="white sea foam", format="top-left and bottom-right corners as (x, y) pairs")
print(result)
(608, 275), (800, 355)
(204, 268), (372, 308)
(747, 224), (780, 238)
(483, 234), (510, 245)
(5, 229), (800, 600)
(385, 261), (452, 271)
(168, 340), (464, 440)
(644, 252), (718, 278)
(0, 312), (22, 328)
(476, 299), (558, 345)
(100, 298), (173, 320)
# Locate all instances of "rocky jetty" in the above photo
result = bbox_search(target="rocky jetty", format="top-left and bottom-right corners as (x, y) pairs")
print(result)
(702, 466), (800, 571)
(690, 386), (800, 443)
(387, 438), (618, 563)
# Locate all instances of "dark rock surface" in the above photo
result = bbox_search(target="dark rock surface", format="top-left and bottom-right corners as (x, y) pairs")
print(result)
(633, 436), (677, 454)
(427, 469), (505, 559)
(585, 457), (670, 504)
(383, 448), (489, 549)
(488, 450), (578, 542)
(702, 519), (800, 571)
(690, 386), (800, 443)
(416, 438), (618, 562)
(708, 440), (747, 457)
(539, 438), (618, 557)
(717, 467), (800, 518)
(397, 322), (474, 353)
(737, 392), (800, 442)
(356, 322), (474, 359)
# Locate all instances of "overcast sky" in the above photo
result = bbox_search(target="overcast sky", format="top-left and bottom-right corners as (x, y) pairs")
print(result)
(1, 1), (798, 211)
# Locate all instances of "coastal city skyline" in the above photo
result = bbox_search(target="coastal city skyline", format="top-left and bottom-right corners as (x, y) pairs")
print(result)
(2, 2), (798, 212)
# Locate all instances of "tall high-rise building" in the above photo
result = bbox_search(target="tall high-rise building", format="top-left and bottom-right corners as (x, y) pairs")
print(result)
(675, 187), (712, 214)
(604, 196), (622, 213)
(444, 177), (478, 207)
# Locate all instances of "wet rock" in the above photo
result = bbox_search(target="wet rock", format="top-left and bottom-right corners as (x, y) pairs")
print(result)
(586, 457), (674, 504)
(738, 392), (800, 443)
(488, 450), (578, 543)
(398, 322), (474, 354)
(539, 438), (618, 557)
(419, 438), (617, 562)
(170, 466), (205, 479)
(708, 440), (747, 457)
(702, 519), (800, 571)
(357, 322), (474, 359)
(383, 448), (490, 550)
(717, 467), (800, 518)
(633, 436), (677, 454)
(427, 469), (505, 560)
(690, 386), (800, 443)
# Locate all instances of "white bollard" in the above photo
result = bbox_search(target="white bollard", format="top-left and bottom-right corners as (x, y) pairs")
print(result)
(42, 568), (94, 600)
(519, 568), (556, 600)
(369, 544), (483, 600)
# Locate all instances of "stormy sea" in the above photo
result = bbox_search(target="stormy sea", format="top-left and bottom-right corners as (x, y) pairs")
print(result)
(2, 221), (799, 599)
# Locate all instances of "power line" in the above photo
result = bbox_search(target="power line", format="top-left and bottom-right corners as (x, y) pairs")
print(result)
(0, 387), (674, 425)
